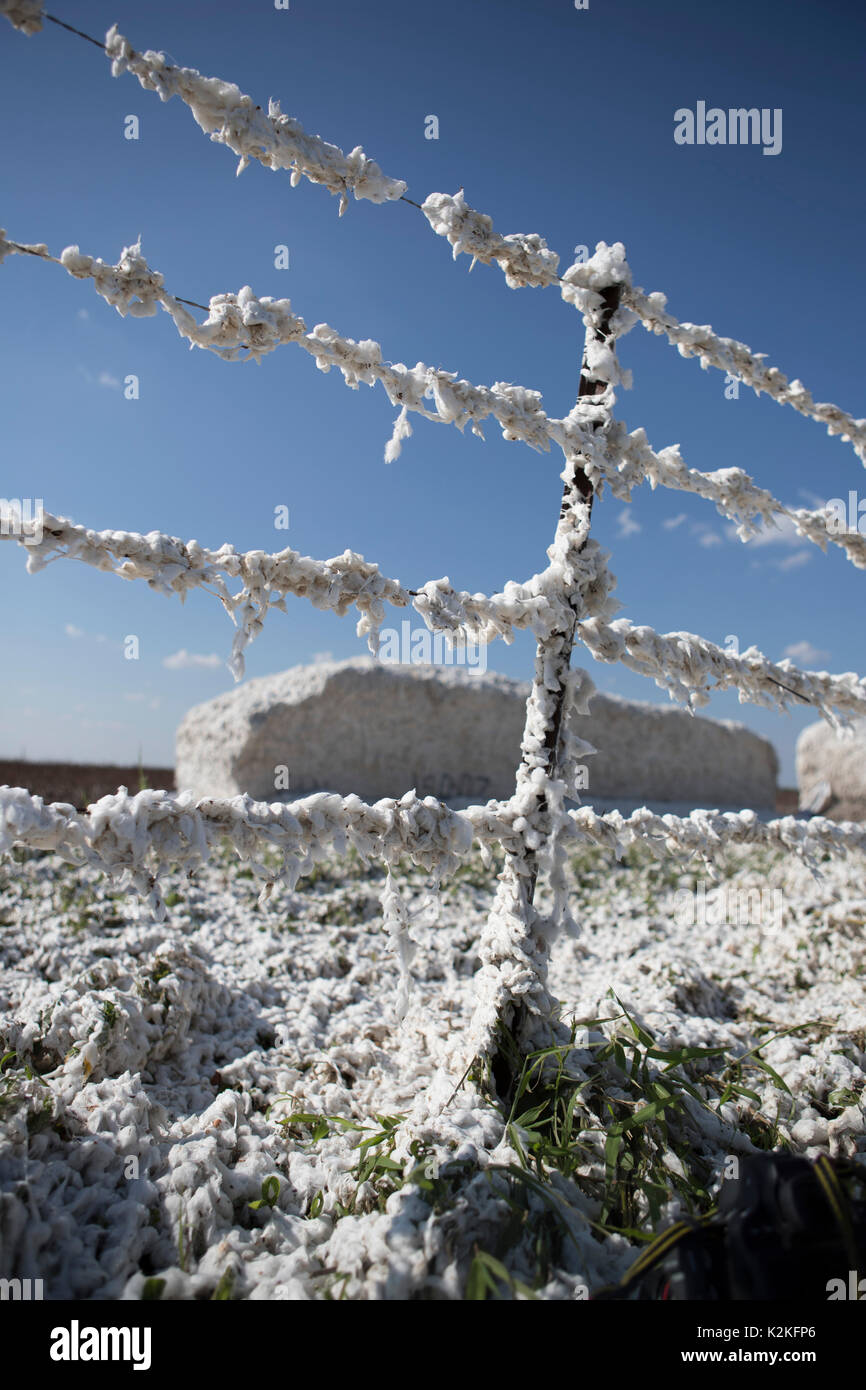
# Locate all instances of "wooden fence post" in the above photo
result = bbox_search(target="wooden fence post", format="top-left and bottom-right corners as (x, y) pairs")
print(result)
(470, 282), (623, 1099)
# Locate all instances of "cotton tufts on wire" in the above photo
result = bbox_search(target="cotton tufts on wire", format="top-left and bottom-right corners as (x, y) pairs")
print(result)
(3, 12), (866, 1087)
(103, 26), (407, 215)
(4, 227), (866, 571)
(8, 509), (619, 677)
(0, 0), (42, 35)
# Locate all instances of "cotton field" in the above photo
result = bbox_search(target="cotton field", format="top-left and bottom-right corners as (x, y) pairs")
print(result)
(1, 835), (863, 1299)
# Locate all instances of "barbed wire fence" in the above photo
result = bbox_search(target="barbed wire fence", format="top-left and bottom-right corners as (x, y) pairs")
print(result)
(2, 3), (866, 1102)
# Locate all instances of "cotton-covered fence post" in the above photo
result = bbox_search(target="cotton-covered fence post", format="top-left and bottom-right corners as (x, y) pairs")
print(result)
(467, 282), (623, 1097)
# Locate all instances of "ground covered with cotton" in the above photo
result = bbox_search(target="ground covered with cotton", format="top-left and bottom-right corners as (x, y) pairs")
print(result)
(0, 836), (864, 1300)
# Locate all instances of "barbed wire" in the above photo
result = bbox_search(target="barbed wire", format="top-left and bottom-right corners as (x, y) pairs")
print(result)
(3, 0), (864, 1072)
(6, 6), (863, 463)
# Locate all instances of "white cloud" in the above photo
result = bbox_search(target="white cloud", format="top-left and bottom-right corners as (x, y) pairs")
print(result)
(77, 308), (89, 321)
(690, 521), (723, 547)
(616, 510), (641, 538)
(123, 693), (161, 710)
(797, 488), (826, 509)
(76, 364), (121, 389)
(777, 551), (811, 572)
(162, 649), (223, 670)
(312, 651), (335, 664)
(662, 513), (687, 530)
(65, 624), (121, 647)
(783, 640), (828, 667)
(734, 515), (806, 549)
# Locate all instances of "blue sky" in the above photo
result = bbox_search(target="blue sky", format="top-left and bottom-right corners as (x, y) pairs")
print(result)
(1, 0), (864, 785)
